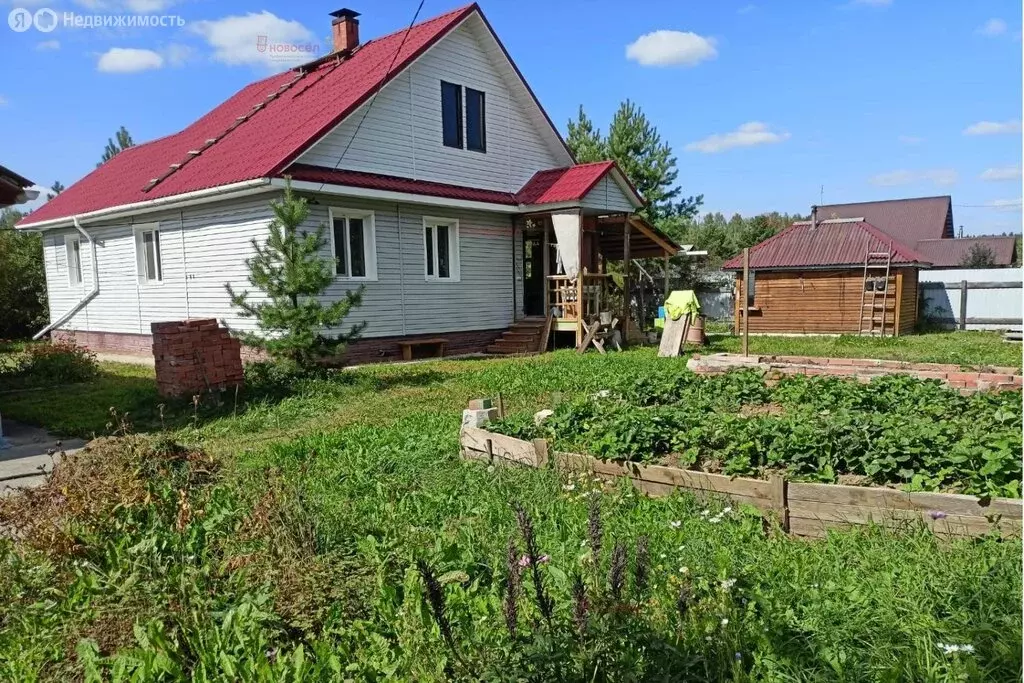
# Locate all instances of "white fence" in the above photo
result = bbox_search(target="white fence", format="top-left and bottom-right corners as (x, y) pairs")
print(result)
(919, 268), (1022, 331)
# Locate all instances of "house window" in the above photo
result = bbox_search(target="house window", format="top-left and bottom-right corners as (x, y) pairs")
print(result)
(329, 209), (377, 280)
(65, 236), (83, 286)
(865, 277), (887, 292)
(134, 224), (162, 283)
(746, 270), (756, 307)
(466, 87), (485, 152)
(423, 217), (460, 281)
(441, 80), (462, 149)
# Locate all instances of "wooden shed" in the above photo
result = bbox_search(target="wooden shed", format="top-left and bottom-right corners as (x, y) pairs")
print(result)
(723, 217), (929, 336)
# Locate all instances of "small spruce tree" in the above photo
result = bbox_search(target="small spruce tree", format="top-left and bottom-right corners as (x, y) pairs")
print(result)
(226, 181), (364, 368)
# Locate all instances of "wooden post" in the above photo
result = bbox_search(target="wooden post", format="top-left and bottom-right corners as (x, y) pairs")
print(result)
(663, 252), (670, 299)
(532, 438), (550, 469)
(622, 214), (631, 344)
(576, 212), (584, 347)
(769, 474), (789, 532)
(542, 218), (550, 315)
(496, 392), (505, 419)
(742, 247), (750, 356)
(959, 279), (968, 330)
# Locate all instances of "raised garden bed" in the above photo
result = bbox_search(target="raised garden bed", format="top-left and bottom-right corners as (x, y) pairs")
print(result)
(461, 367), (1023, 538)
(461, 425), (1023, 539)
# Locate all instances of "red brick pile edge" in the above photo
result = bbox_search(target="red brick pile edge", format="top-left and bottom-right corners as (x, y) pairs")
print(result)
(691, 354), (1023, 393)
(151, 318), (244, 398)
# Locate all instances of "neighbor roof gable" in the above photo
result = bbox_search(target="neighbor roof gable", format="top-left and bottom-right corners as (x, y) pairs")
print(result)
(816, 195), (953, 245)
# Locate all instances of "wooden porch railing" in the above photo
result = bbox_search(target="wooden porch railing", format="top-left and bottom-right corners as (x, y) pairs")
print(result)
(547, 272), (611, 323)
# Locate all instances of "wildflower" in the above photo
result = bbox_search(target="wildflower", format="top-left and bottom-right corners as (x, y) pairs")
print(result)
(700, 509), (710, 517)
(659, 553), (667, 559)
(676, 584), (691, 620)
(669, 520), (682, 529)
(563, 483), (576, 491)
(504, 537), (521, 640)
(513, 502), (553, 624)
(571, 574), (589, 636)
(734, 652), (742, 662)
(721, 578), (737, 590)
(587, 495), (603, 559)
(417, 560), (456, 651)
(678, 566), (689, 574)
(721, 618), (729, 627)
(722, 506), (732, 515)
(537, 555), (550, 564)
(634, 536), (650, 594)
(517, 555), (531, 568)
(929, 510), (947, 520)
(608, 540), (627, 601)
(938, 643), (975, 654)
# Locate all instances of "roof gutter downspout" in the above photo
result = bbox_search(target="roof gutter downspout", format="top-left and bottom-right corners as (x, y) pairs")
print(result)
(33, 216), (100, 340)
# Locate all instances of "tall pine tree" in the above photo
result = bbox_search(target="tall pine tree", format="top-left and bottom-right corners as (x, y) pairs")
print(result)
(566, 106), (607, 164)
(226, 181), (364, 368)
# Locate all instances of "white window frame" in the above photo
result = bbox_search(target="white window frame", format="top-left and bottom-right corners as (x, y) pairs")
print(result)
(65, 235), (83, 287)
(328, 208), (378, 281)
(133, 223), (163, 285)
(422, 217), (461, 282)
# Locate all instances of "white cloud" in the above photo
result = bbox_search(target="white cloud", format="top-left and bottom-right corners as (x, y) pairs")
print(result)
(625, 30), (717, 67)
(869, 168), (958, 187)
(97, 47), (164, 73)
(963, 119), (1022, 136)
(0, 95), (7, 107)
(980, 166), (1022, 181)
(898, 135), (924, 145)
(976, 18), (1007, 36)
(685, 122), (790, 153)
(190, 11), (315, 69)
(35, 39), (60, 50)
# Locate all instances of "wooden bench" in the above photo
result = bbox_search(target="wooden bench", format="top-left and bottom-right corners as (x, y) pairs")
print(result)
(397, 338), (448, 361)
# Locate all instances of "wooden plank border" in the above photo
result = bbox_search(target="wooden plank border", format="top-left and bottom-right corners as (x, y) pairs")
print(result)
(459, 425), (1022, 540)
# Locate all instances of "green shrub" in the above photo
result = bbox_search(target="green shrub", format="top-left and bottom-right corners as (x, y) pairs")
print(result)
(0, 339), (98, 388)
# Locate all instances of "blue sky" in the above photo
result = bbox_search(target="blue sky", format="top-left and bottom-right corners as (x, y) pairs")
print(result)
(1, 0), (1021, 235)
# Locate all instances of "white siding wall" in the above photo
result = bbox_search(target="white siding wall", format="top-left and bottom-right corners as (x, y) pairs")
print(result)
(296, 16), (569, 193)
(41, 195), (275, 336)
(304, 194), (516, 337)
(42, 193), (517, 339)
(580, 176), (636, 213)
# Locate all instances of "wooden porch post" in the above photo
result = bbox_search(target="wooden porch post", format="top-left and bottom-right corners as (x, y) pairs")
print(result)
(622, 213), (631, 345)
(542, 217), (550, 316)
(576, 212), (584, 347)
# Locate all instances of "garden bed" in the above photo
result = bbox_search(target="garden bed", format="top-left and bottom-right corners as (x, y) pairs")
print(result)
(461, 425), (1023, 539)
(464, 367), (1023, 538)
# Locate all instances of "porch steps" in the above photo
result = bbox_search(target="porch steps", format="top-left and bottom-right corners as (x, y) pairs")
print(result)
(487, 317), (547, 356)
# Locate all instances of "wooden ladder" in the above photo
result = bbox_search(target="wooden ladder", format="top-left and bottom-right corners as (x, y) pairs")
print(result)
(859, 243), (894, 336)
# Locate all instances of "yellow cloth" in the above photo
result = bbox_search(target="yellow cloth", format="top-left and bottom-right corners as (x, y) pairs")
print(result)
(664, 290), (700, 321)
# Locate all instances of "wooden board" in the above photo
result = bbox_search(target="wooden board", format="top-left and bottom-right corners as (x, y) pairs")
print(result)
(658, 314), (688, 357)
(788, 481), (1023, 519)
(461, 427), (538, 467)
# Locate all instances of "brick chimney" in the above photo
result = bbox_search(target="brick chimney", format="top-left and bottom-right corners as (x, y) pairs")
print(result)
(330, 8), (360, 53)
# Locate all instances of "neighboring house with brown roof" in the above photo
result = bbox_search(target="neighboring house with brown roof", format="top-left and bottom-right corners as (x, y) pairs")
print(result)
(16, 4), (678, 359)
(721, 195), (1016, 335)
(0, 165), (37, 208)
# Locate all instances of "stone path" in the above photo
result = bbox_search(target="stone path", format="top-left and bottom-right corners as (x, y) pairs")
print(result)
(0, 419), (86, 495)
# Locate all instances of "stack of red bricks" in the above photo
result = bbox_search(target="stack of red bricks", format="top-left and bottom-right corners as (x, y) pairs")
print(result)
(689, 353), (1022, 393)
(152, 319), (244, 398)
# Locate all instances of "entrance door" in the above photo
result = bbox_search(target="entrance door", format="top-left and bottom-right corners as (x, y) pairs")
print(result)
(522, 233), (546, 317)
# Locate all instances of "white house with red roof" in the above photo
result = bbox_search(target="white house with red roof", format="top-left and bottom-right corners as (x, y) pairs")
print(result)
(19, 4), (679, 361)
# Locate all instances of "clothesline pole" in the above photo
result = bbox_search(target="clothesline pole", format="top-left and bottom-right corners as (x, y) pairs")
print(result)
(742, 247), (750, 357)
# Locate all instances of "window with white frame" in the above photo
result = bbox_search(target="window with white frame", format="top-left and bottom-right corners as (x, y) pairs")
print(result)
(134, 224), (162, 284)
(65, 235), (83, 286)
(329, 208), (377, 280)
(423, 217), (460, 281)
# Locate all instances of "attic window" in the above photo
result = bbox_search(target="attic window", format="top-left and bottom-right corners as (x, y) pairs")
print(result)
(466, 87), (485, 152)
(441, 81), (462, 149)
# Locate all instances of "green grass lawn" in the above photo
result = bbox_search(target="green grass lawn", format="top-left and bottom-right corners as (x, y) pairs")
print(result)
(0, 337), (1020, 680)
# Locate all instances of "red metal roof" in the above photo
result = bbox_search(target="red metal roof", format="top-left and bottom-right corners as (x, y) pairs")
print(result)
(722, 219), (931, 270)
(289, 160), (641, 208)
(21, 4), (521, 227)
(286, 164), (517, 205)
(914, 236), (1017, 267)
(516, 161), (640, 206)
(816, 196), (953, 245)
